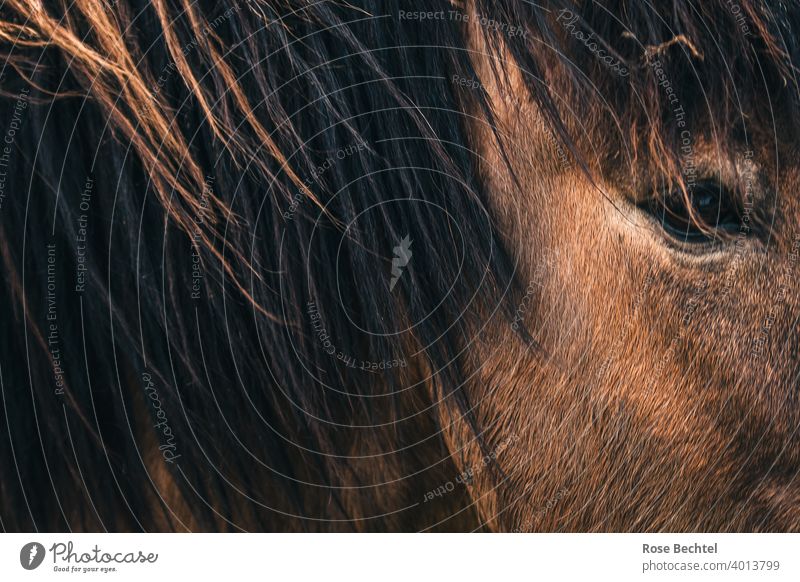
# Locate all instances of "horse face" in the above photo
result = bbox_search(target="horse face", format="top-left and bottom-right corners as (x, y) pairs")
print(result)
(449, 47), (800, 532)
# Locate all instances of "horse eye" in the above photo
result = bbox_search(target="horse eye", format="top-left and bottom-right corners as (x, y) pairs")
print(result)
(644, 180), (741, 244)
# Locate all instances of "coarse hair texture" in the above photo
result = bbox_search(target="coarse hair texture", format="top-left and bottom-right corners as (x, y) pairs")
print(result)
(0, 0), (797, 531)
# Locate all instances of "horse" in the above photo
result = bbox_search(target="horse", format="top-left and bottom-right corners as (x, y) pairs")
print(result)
(0, 0), (798, 532)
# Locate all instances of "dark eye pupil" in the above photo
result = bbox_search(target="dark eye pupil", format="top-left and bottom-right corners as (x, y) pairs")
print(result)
(696, 192), (715, 210)
(691, 189), (723, 224)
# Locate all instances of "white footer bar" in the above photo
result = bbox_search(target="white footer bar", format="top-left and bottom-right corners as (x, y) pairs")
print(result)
(1, 533), (797, 581)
